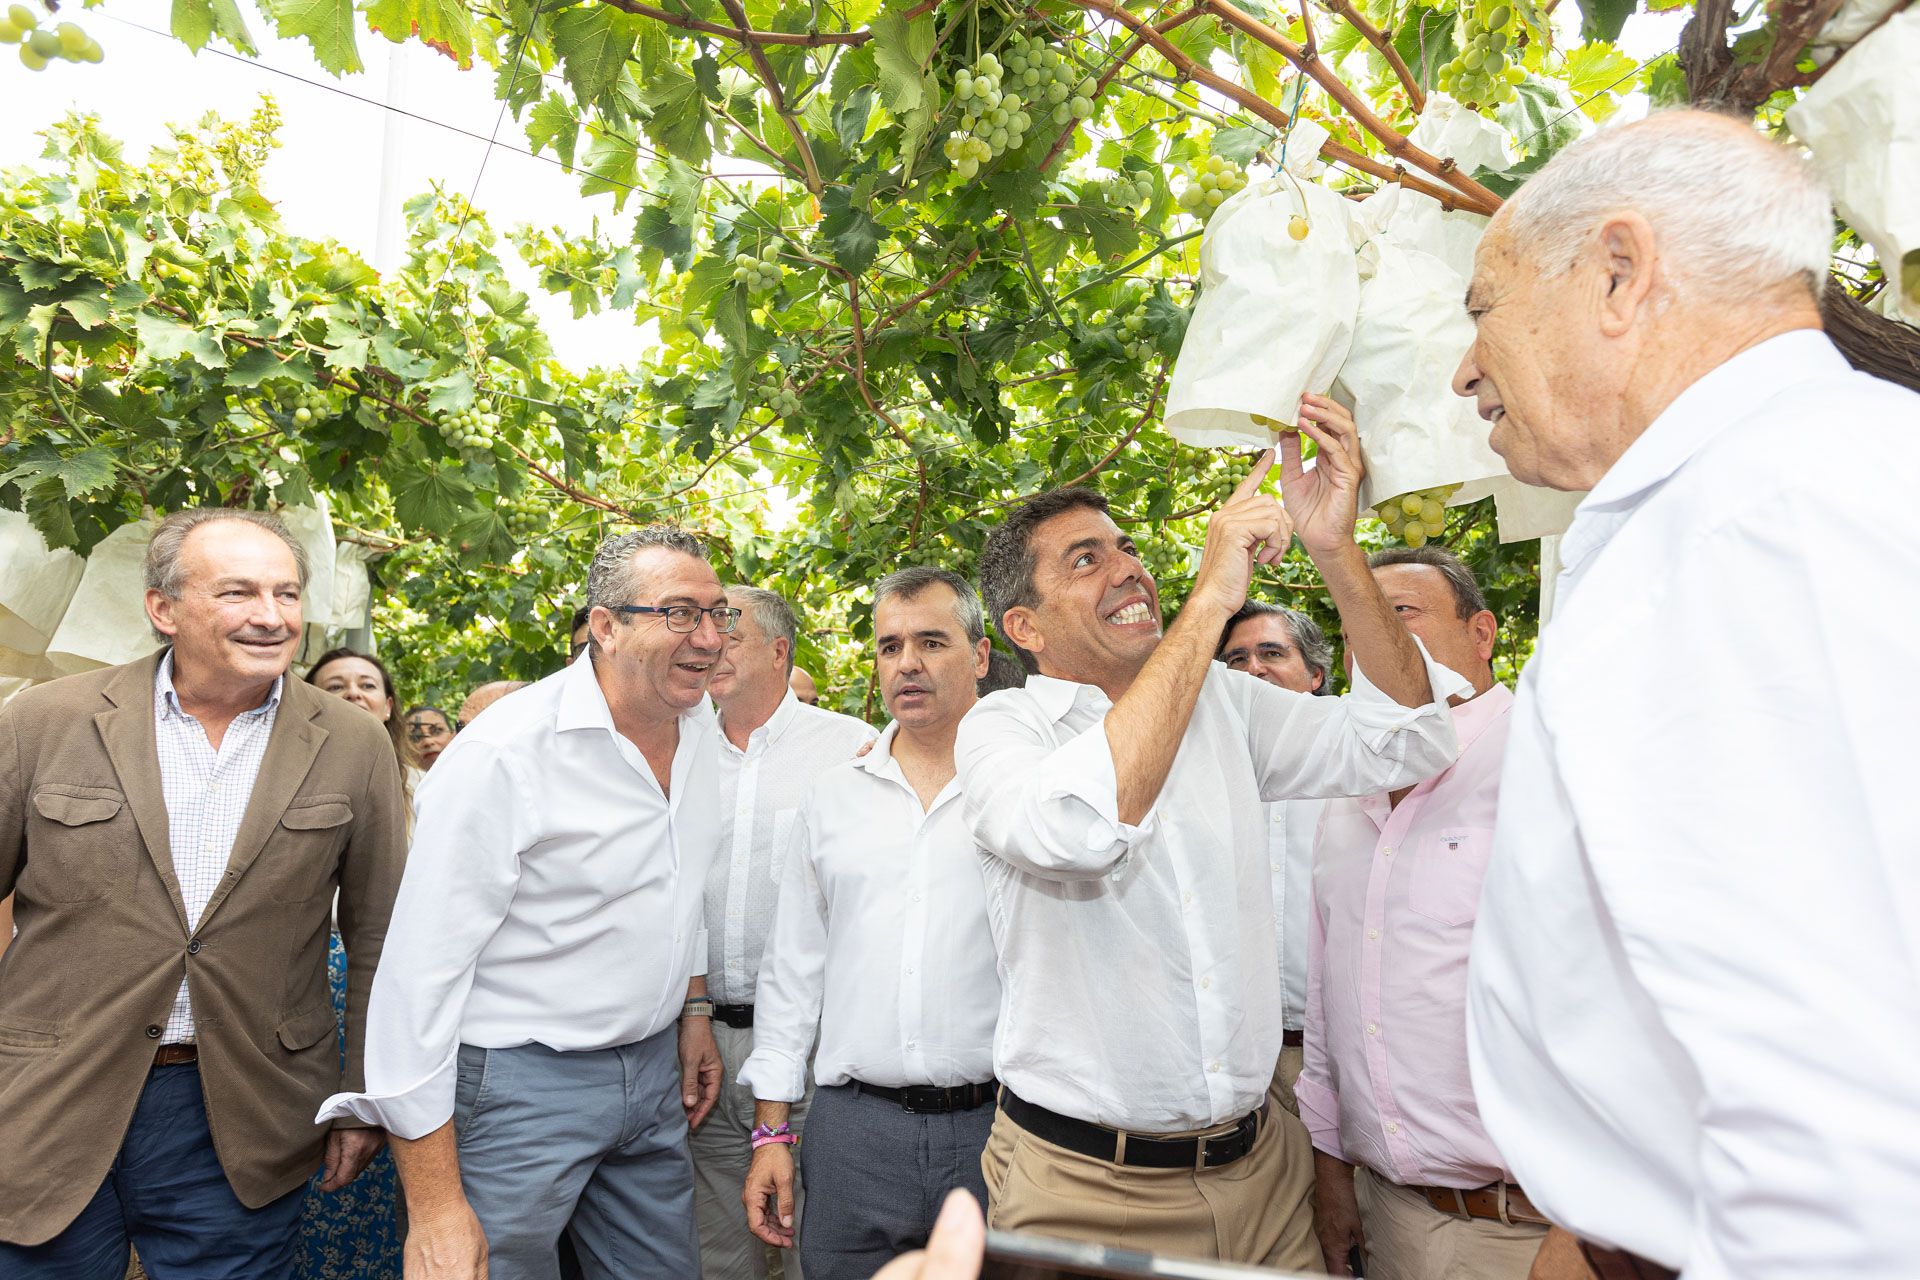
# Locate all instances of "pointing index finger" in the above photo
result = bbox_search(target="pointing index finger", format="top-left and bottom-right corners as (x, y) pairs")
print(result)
(1230, 448), (1276, 503)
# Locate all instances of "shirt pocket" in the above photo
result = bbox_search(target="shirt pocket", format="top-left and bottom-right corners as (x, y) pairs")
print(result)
(1407, 827), (1495, 927)
(767, 808), (800, 887)
(25, 784), (133, 902)
(267, 794), (354, 902)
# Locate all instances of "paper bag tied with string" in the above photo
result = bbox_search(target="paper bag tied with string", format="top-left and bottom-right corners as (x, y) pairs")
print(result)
(1788, 5), (1920, 326)
(1166, 120), (1362, 449)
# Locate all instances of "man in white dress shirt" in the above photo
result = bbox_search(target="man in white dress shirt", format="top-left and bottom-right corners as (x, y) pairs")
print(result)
(693, 585), (875, 1280)
(958, 397), (1467, 1268)
(740, 566), (1000, 1280)
(1456, 111), (1920, 1279)
(319, 526), (733, 1280)
(1215, 601), (1334, 1113)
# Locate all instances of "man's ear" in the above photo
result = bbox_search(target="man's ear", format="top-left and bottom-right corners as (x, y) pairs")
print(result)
(1001, 607), (1043, 661)
(589, 604), (618, 653)
(972, 637), (992, 680)
(774, 636), (792, 673)
(1470, 610), (1498, 663)
(145, 589), (179, 639)
(1596, 211), (1659, 338)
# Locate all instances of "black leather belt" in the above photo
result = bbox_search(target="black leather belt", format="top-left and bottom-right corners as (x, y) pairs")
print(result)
(712, 1003), (754, 1029)
(851, 1080), (997, 1114)
(999, 1088), (1267, 1170)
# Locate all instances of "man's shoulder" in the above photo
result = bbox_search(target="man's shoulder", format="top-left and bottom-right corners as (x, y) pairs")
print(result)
(792, 701), (876, 745)
(1687, 363), (1920, 502)
(2, 655), (153, 732)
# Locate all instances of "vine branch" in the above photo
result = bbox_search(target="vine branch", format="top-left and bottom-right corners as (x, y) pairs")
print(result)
(717, 0), (824, 193)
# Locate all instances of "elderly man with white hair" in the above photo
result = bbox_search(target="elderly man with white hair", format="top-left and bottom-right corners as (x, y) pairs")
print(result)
(1455, 110), (1920, 1279)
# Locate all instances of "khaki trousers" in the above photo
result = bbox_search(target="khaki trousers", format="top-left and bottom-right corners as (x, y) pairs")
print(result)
(981, 1100), (1324, 1272)
(690, 1021), (810, 1280)
(1354, 1168), (1548, 1280)
(1275, 1043), (1305, 1117)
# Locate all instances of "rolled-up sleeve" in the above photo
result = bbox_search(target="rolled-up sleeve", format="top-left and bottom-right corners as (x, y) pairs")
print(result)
(315, 740), (535, 1139)
(956, 700), (1152, 882)
(1242, 639), (1469, 802)
(1295, 877), (1346, 1160)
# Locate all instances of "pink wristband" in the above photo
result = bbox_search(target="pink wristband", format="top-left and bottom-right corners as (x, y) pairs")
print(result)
(750, 1122), (795, 1150)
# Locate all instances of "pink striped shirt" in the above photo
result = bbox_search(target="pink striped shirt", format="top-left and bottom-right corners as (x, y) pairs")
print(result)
(1296, 683), (1513, 1188)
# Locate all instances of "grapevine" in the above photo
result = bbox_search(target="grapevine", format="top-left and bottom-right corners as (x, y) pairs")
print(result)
(943, 34), (1093, 180)
(1437, 2), (1527, 109)
(443, 404), (502, 461)
(732, 242), (785, 294)
(1176, 153), (1248, 219)
(502, 492), (545, 540)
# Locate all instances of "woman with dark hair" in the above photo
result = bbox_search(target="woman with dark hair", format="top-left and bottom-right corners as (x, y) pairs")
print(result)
(403, 705), (454, 771)
(298, 647), (409, 1279)
(306, 648), (419, 795)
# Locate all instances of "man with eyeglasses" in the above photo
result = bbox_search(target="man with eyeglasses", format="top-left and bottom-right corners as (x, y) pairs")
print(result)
(1214, 602), (1334, 1117)
(319, 526), (736, 1280)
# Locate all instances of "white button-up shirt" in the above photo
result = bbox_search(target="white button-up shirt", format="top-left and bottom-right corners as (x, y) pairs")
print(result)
(152, 649), (282, 1044)
(957, 651), (1466, 1133)
(707, 690), (874, 1006)
(1467, 330), (1920, 1277)
(1269, 797), (1323, 1032)
(740, 722), (999, 1101)
(318, 655), (720, 1139)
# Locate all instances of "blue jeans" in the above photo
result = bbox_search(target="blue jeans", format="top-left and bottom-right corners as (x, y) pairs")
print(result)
(0, 1062), (308, 1280)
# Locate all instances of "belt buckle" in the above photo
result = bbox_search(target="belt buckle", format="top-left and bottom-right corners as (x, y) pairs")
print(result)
(900, 1086), (939, 1114)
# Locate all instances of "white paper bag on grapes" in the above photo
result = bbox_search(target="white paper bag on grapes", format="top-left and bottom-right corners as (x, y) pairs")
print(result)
(44, 518), (163, 676)
(0, 507), (84, 662)
(1787, 5), (1920, 325)
(1334, 232), (1508, 518)
(278, 497), (337, 664)
(1165, 125), (1363, 450)
(1450, 473), (1585, 541)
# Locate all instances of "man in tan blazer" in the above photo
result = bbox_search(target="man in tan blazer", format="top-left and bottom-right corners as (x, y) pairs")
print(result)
(0, 508), (408, 1278)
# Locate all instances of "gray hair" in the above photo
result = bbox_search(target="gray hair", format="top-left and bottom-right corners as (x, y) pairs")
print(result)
(1216, 601), (1334, 694)
(585, 527), (710, 655)
(144, 507), (310, 619)
(1367, 545), (1489, 621)
(874, 565), (987, 646)
(1499, 109), (1831, 299)
(726, 585), (801, 675)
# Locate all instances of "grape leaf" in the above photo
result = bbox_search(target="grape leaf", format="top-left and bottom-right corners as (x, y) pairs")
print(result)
(550, 5), (638, 107)
(364, 0), (475, 67)
(391, 463), (474, 535)
(818, 187), (883, 274)
(581, 130), (641, 210)
(270, 0), (362, 75)
(134, 312), (226, 369)
(525, 96), (580, 171)
(0, 446), (118, 499)
(869, 10), (934, 114)
(171, 0), (256, 54)
(1563, 43), (1641, 118)
(1391, 6), (1458, 91)
(639, 66), (714, 166)
(1574, 0), (1636, 43)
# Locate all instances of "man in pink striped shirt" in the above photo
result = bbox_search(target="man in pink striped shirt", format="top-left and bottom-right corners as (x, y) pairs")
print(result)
(1298, 546), (1545, 1280)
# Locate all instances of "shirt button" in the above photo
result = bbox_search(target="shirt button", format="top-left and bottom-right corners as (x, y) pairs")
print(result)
(1271, 862), (1283, 873)
(1272, 813), (1284, 824)
(1207, 1061), (1221, 1073)
(1366, 1023), (1378, 1036)
(913, 894), (922, 903)
(1386, 1122), (1399, 1135)
(905, 967), (915, 976)
(1200, 977), (1211, 990)
(1182, 891), (1193, 905)
(906, 1040), (918, 1050)
(145, 1025), (162, 1039)
(1381, 847), (1395, 857)
(1367, 929), (1379, 941)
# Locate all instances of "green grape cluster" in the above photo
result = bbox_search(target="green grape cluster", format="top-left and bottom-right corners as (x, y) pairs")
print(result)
(1113, 288), (1154, 362)
(444, 405), (501, 460)
(502, 492), (545, 540)
(1176, 154), (1248, 218)
(943, 37), (1094, 180)
(1437, 2), (1527, 107)
(732, 243), (784, 293)
(768, 385), (802, 419)
(286, 387), (328, 427)
(1106, 172), (1153, 210)
(1375, 484), (1460, 546)
(1001, 33), (1094, 129)
(0, 5), (102, 69)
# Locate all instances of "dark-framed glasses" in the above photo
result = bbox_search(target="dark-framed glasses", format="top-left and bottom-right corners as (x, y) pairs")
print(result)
(610, 604), (743, 634)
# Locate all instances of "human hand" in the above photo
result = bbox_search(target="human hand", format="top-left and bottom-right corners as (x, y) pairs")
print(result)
(1278, 393), (1366, 557)
(868, 1189), (985, 1280)
(319, 1127), (387, 1193)
(1189, 449), (1295, 618)
(743, 1142), (799, 1248)
(1312, 1153), (1367, 1276)
(404, 1200), (489, 1280)
(679, 1015), (723, 1128)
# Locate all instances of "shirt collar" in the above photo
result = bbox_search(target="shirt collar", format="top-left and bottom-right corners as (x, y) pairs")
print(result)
(1021, 672), (1111, 721)
(555, 648), (619, 735)
(155, 647), (283, 721)
(717, 687), (801, 755)
(853, 720), (902, 777)
(1563, 329), (1844, 574)
(1450, 680), (1513, 746)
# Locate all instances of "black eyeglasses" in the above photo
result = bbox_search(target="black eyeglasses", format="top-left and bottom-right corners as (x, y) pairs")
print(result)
(609, 604), (743, 634)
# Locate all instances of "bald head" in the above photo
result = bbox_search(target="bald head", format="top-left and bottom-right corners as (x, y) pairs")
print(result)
(1453, 110), (1830, 492)
(459, 680), (528, 727)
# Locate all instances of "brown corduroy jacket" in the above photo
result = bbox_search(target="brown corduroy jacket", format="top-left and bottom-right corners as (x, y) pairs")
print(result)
(0, 651), (408, 1246)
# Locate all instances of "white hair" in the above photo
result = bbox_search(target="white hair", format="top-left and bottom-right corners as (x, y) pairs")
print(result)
(1500, 110), (1832, 299)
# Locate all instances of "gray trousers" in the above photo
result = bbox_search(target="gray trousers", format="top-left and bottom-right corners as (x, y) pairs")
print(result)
(454, 1032), (697, 1280)
(689, 1020), (811, 1280)
(797, 1084), (994, 1280)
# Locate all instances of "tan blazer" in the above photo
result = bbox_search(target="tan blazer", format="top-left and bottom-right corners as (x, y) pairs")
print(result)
(0, 651), (409, 1246)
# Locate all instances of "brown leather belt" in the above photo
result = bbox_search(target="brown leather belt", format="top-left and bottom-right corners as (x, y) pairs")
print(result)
(1281, 1029), (1304, 1047)
(1580, 1242), (1678, 1280)
(1415, 1180), (1552, 1227)
(153, 1043), (199, 1066)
